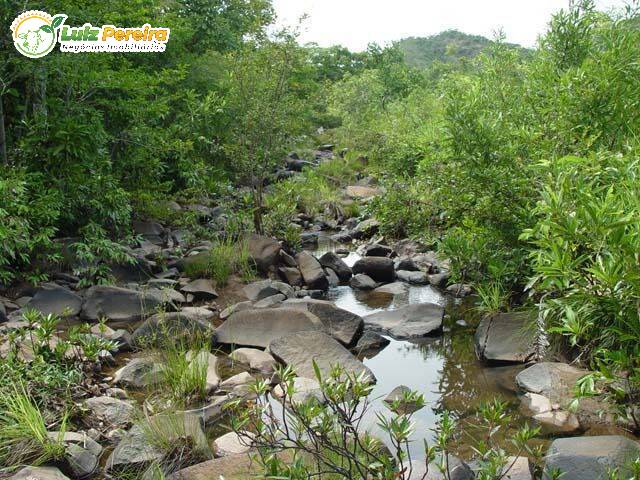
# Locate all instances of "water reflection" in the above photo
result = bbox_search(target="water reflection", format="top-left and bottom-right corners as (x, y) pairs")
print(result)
(312, 235), (536, 459)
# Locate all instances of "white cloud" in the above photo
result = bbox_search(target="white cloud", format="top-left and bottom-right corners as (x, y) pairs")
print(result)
(272, 0), (630, 51)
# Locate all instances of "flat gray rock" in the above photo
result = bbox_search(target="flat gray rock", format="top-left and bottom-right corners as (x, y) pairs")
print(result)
(364, 303), (444, 340)
(474, 312), (535, 363)
(81, 285), (167, 323)
(25, 283), (82, 317)
(216, 308), (324, 348)
(10, 467), (70, 480)
(373, 282), (407, 295)
(229, 347), (277, 374)
(269, 331), (375, 382)
(282, 299), (364, 346)
(543, 436), (640, 480)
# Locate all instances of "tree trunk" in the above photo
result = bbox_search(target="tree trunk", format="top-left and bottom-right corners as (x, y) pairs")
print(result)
(252, 183), (264, 235)
(0, 95), (7, 166)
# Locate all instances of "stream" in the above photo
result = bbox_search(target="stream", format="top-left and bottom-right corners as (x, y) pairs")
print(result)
(310, 236), (541, 460)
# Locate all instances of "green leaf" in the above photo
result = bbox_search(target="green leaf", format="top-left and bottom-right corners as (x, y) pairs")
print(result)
(40, 25), (53, 33)
(51, 15), (66, 29)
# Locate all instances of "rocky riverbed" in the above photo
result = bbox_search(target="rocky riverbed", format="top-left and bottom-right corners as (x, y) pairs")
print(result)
(1, 157), (639, 479)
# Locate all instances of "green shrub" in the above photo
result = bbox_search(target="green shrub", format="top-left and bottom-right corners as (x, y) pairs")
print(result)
(523, 153), (640, 381)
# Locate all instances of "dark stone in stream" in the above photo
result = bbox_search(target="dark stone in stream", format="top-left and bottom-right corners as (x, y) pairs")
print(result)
(384, 385), (423, 414)
(269, 331), (375, 382)
(364, 244), (393, 257)
(353, 331), (391, 353)
(243, 279), (294, 301)
(396, 270), (429, 285)
(396, 257), (420, 271)
(325, 268), (340, 287)
(319, 251), (352, 281)
(295, 251), (328, 290)
(543, 436), (640, 480)
(474, 312), (536, 364)
(352, 256), (395, 283)
(363, 303), (444, 340)
(350, 274), (377, 290)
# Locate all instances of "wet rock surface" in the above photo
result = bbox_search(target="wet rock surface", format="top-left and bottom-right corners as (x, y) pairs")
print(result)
(474, 312), (535, 363)
(364, 303), (444, 340)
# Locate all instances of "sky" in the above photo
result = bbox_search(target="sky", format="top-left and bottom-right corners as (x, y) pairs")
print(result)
(272, 0), (631, 51)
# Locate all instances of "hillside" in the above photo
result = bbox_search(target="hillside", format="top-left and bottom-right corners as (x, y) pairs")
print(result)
(398, 30), (519, 68)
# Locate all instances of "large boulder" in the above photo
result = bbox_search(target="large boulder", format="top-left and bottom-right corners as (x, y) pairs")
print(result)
(131, 308), (215, 345)
(215, 308), (324, 348)
(352, 257), (395, 283)
(24, 283), (82, 317)
(132, 220), (165, 245)
(363, 303), (444, 340)
(295, 251), (329, 290)
(247, 234), (281, 273)
(319, 252), (352, 281)
(269, 331), (375, 382)
(282, 299), (364, 346)
(213, 431), (253, 457)
(543, 436), (640, 480)
(474, 312), (535, 363)
(80, 286), (167, 323)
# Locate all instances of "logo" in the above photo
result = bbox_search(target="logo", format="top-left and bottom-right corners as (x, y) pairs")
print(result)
(10, 10), (170, 58)
(11, 11), (65, 58)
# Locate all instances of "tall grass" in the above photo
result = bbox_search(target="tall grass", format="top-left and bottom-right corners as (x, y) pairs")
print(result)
(185, 238), (254, 285)
(0, 383), (67, 468)
(154, 340), (210, 408)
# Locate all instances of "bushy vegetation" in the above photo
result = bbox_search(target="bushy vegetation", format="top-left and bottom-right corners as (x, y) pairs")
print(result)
(327, 0), (640, 411)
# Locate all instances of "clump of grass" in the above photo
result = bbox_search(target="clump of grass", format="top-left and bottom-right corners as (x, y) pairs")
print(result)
(475, 281), (510, 315)
(185, 238), (254, 285)
(154, 340), (210, 409)
(138, 411), (213, 477)
(0, 383), (67, 468)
